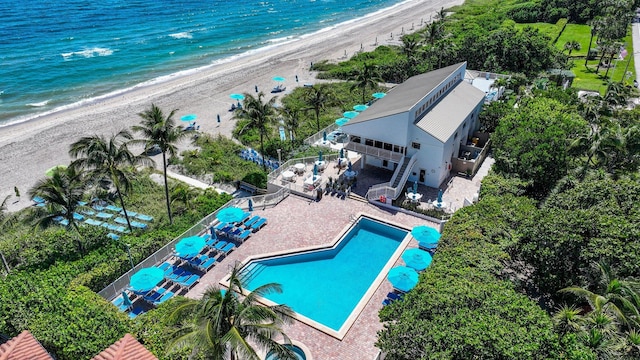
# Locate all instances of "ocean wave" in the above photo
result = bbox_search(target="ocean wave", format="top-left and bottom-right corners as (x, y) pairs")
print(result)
(27, 100), (50, 107)
(61, 47), (114, 60)
(169, 32), (193, 39)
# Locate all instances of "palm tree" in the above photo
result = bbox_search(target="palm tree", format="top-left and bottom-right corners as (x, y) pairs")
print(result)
(28, 167), (88, 251)
(401, 36), (422, 69)
(168, 264), (297, 360)
(170, 183), (201, 213)
(564, 40), (582, 56)
(235, 92), (277, 172)
(133, 104), (188, 225)
(422, 21), (443, 46)
(434, 7), (447, 21)
(553, 305), (584, 335)
(69, 129), (152, 233)
(304, 84), (334, 132)
(279, 106), (302, 149)
(585, 17), (602, 67)
(560, 262), (640, 329)
(350, 63), (383, 104)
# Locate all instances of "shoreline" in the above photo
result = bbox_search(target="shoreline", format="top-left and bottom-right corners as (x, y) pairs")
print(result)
(0, 0), (464, 213)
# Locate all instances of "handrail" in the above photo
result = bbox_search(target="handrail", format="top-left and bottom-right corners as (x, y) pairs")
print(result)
(303, 123), (339, 146)
(392, 153), (419, 199)
(97, 187), (290, 301)
(343, 142), (403, 163)
(267, 153), (340, 184)
(388, 156), (406, 187)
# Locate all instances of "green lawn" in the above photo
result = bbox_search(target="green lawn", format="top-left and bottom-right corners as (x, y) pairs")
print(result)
(555, 24), (592, 56)
(570, 29), (635, 93)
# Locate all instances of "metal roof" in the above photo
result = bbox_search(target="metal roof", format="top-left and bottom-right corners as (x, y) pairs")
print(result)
(415, 81), (486, 143)
(345, 62), (467, 126)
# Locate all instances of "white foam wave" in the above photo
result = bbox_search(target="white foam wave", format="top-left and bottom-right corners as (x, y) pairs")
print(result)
(169, 32), (193, 39)
(27, 100), (50, 107)
(61, 47), (114, 60)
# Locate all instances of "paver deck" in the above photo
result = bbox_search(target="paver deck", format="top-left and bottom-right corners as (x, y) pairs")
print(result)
(186, 194), (435, 360)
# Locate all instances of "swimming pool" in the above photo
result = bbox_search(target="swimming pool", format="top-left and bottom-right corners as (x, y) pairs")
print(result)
(241, 216), (409, 337)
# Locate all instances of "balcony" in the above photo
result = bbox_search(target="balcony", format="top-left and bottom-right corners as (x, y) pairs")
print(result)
(343, 141), (403, 163)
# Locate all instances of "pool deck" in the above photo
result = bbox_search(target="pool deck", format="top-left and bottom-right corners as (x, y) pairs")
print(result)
(186, 194), (434, 360)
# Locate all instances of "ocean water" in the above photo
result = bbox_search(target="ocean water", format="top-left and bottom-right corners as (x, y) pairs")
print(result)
(0, 0), (402, 126)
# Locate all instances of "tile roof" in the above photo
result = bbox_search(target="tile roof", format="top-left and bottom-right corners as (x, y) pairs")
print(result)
(0, 330), (54, 360)
(91, 334), (158, 360)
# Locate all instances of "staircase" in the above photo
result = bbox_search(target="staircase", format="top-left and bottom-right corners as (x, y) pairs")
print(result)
(392, 157), (412, 188)
(239, 263), (266, 284)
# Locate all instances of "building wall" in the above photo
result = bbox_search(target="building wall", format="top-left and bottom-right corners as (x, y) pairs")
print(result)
(343, 113), (409, 145)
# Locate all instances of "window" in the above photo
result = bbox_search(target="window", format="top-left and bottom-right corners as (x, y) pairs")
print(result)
(463, 122), (467, 129)
(412, 142), (421, 150)
(365, 139), (374, 146)
(350, 135), (361, 143)
(384, 142), (392, 151)
(454, 132), (458, 140)
(393, 145), (401, 153)
(383, 160), (389, 167)
(374, 140), (383, 149)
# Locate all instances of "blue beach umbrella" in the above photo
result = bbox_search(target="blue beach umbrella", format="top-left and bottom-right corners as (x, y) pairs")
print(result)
(313, 164), (318, 176)
(343, 111), (359, 119)
(372, 92), (386, 99)
(387, 266), (419, 292)
(402, 248), (433, 271)
(335, 117), (349, 126)
(248, 199), (253, 212)
(130, 267), (164, 293)
(437, 189), (443, 203)
(272, 76), (286, 82)
(353, 104), (369, 112)
(217, 206), (245, 223)
(323, 131), (327, 141)
(411, 225), (441, 244)
(175, 235), (206, 258)
(230, 93), (245, 101)
(347, 161), (352, 172)
(318, 151), (323, 162)
(413, 181), (418, 195)
(339, 148), (344, 158)
(180, 114), (197, 122)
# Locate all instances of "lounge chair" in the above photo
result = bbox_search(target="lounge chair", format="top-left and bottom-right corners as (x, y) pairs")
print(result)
(128, 306), (145, 319)
(120, 210), (137, 217)
(84, 218), (102, 226)
(113, 225), (129, 233)
(136, 214), (154, 222)
(114, 217), (128, 225)
(81, 209), (96, 216)
(235, 229), (252, 243)
(131, 221), (148, 229)
(206, 234), (218, 248)
(177, 274), (200, 289)
(92, 204), (105, 211)
(107, 233), (120, 241)
(243, 215), (260, 228)
(106, 205), (123, 213)
(32, 196), (45, 204)
(219, 242), (235, 255)
(235, 212), (251, 225)
(72, 212), (85, 221)
(213, 241), (228, 252)
(155, 290), (175, 305)
(250, 217), (267, 232)
(96, 212), (113, 219)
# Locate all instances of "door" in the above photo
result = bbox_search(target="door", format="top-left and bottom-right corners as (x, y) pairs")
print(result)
(419, 169), (426, 183)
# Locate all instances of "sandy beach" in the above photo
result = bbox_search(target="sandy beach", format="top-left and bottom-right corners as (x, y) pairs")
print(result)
(0, 0), (462, 212)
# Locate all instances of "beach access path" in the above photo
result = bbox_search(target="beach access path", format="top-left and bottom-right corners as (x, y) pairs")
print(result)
(0, 0), (464, 213)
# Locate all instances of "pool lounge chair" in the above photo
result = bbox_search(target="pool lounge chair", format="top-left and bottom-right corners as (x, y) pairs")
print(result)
(250, 217), (267, 232)
(72, 212), (85, 221)
(235, 212), (251, 225)
(219, 242), (235, 256)
(114, 217), (128, 225)
(128, 306), (145, 319)
(120, 210), (137, 217)
(235, 229), (252, 243)
(243, 215), (260, 228)
(176, 274), (200, 290)
(84, 218), (102, 226)
(130, 221), (148, 229)
(107, 233), (120, 241)
(96, 212), (113, 219)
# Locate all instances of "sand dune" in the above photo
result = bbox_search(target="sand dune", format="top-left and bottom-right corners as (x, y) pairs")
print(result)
(0, 0), (463, 212)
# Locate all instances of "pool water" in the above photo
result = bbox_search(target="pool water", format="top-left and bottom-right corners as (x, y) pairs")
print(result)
(243, 217), (407, 331)
(266, 345), (306, 360)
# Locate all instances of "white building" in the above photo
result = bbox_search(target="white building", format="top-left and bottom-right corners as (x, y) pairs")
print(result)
(342, 62), (486, 200)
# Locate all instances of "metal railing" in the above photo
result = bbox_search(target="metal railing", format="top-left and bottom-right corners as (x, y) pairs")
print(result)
(343, 142), (403, 163)
(391, 153), (418, 198)
(303, 123), (339, 146)
(366, 153), (418, 201)
(98, 187), (291, 301)
(267, 153), (340, 184)
(388, 156), (406, 187)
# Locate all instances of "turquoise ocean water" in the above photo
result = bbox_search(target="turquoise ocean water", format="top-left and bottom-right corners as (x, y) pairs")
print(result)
(0, 0), (403, 126)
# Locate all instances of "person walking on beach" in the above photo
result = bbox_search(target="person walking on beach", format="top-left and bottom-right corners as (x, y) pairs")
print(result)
(255, 85), (258, 93)
(295, 75), (298, 83)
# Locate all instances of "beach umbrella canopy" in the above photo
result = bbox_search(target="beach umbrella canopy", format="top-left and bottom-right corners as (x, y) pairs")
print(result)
(372, 92), (386, 99)
(129, 267), (164, 293)
(353, 104), (369, 111)
(180, 114), (197, 122)
(339, 148), (344, 158)
(437, 189), (443, 203)
(175, 235), (206, 258)
(335, 117), (349, 127)
(387, 266), (419, 292)
(347, 161), (352, 171)
(411, 225), (440, 244)
(323, 131), (327, 141)
(318, 151), (323, 162)
(230, 93), (245, 100)
(272, 76), (285, 82)
(313, 164), (318, 176)
(122, 291), (133, 308)
(248, 199), (253, 212)
(413, 181), (418, 195)
(216, 206), (245, 223)
(402, 248), (433, 271)
(45, 165), (67, 177)
(343, 111), (359, 119)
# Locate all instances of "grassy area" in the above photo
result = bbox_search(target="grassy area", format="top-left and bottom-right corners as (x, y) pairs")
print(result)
(570, 29), (635, 93)
(514, 22), (562, 40)
(555, 24), (592, 56)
